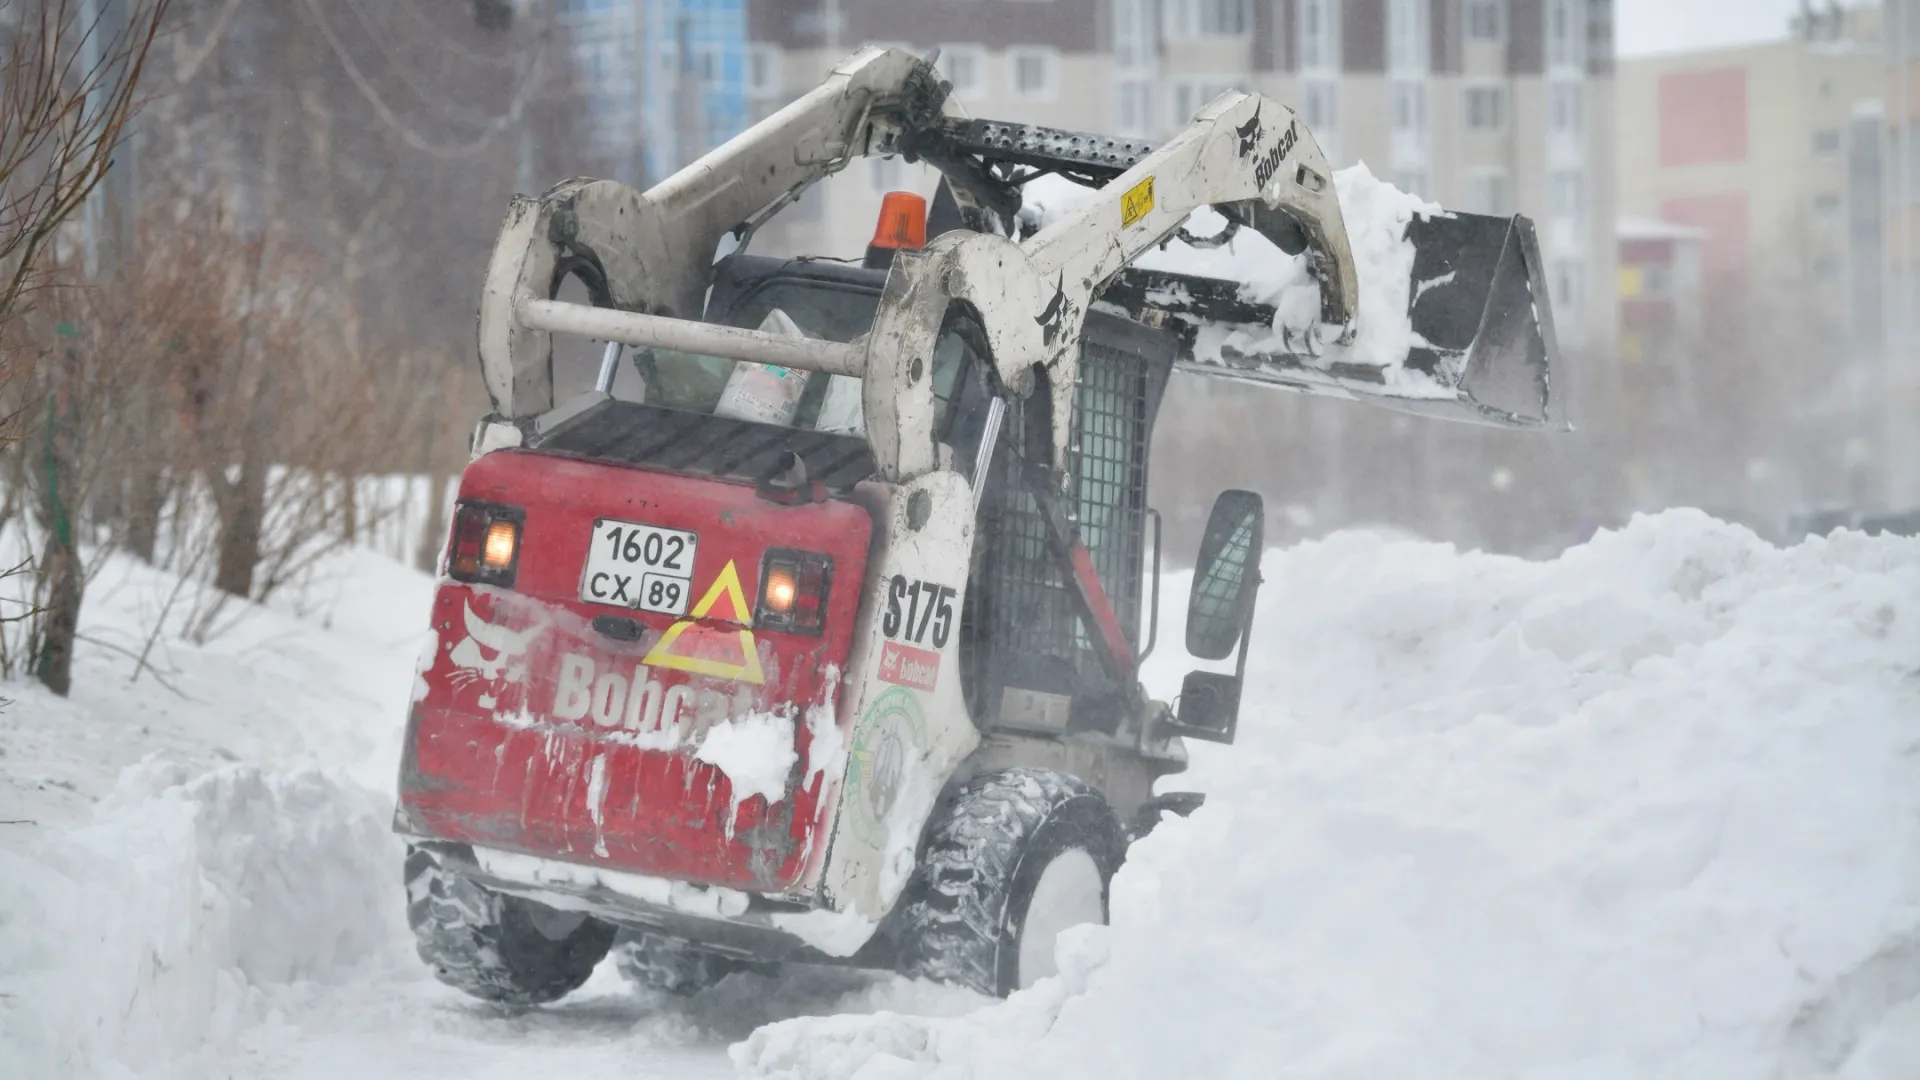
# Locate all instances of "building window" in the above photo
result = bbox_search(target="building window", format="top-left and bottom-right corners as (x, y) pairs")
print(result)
(1166, 0), (1253, 39)
(1115, 0), (1156, 69)
(747, 44), (781, 100)
(1551, 83), (1585, 135)
(787, 180), (825, 223)
(1813, 128), (1842, 157)
(1393, 168), (1428, 197)
(1814, 256), (1842, 283)
(1172, 78), (1243, 124)
(1554, 258), (1585, 311)
(1546, 0), (1585, 71)
(937, 44), (986, 100)
(1814, 191), (1843, 216)
(1010, 47), (1059, 99)
(1465, 168), (1509, 215)
(1303, 80), (1339, 136)
(1465, 0), (1505, 42)
(1388, 0), (1428, 74)
(1552, 170), (1584, 219)
(1465, 84), (1507, 131)
(870, 154), (909, 195)
(1393, 81), (1426, 133)
(1119, 79), (1154, 135)
(1299, 0), (1339, 72)
(1905, 120), (1920, 206)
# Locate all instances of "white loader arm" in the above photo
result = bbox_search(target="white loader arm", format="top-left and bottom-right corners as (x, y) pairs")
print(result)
(861, 91), (1357, 478)
(479, 46), (1559, 479)
(477, 46), (946, 418)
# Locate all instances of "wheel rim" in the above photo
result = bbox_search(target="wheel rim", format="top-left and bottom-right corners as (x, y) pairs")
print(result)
(523, 902), (589, 942)
(1016, 847), (1105, 991)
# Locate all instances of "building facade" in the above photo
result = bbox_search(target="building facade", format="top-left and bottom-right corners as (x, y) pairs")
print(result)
(745, 0), (1617, 353)
(1615, 5), (1883, 347)
(557, 0), (748, 186)
(1615, 3), (1899, 514)
(1886, 0), (1920, 506)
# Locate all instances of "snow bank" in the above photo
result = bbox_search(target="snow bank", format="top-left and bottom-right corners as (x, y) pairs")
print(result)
(0, 761), (408, 1078)
(736, 511), (1920, 1079)
(1023, 164), (1447, 391)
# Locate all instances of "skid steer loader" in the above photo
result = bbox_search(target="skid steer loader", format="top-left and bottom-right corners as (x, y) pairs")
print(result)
(394, 47), (1561, 1003)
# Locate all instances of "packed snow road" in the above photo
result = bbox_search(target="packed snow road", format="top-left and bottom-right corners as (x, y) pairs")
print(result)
(3, 511), (1918, 1079)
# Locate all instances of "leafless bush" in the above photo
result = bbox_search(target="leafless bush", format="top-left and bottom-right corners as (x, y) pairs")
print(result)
(0, 0), (168, 333)
(0, 267), (148, 683)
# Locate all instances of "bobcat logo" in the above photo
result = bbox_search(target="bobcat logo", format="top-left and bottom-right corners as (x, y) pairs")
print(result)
(447, 601), (544, 708)
(1235, 106), (1263, 159)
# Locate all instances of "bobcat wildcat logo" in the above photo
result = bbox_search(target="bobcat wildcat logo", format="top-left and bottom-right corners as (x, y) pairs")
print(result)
(1035, 272), (1069, 347)
(448, 601), (544, 708)
(1235, 106), (1263, 159)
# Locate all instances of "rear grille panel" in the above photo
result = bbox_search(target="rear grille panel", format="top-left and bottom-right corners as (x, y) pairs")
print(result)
(530, 399), (877, 491)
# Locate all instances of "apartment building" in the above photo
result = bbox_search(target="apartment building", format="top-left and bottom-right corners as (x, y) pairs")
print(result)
(746, 0), (1616, 352)
(1615, 5), (1882, 346)
(744, 0), (1117, 258)
(1886, 0), (1920, 505)
(556, 0), (749, 185)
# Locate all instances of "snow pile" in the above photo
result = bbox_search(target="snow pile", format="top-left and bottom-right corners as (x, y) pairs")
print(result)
(737, 511), (1920, 1079)
(0, 761), (408, 1078)
(0, 544), (432, 1078)
(1022, 164), (1447, 392)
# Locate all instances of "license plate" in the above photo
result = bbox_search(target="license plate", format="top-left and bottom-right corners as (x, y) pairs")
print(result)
(580, 519), (697, 615)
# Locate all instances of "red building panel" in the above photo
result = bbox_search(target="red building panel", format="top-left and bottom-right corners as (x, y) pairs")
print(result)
(1659, 67), (1749, 167)
(1660, 193), (1749, 275)
(1621, 239), (1677, 267)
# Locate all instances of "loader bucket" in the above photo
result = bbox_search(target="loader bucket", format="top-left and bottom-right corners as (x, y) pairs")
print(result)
(1115, 213), (1563, 430)
(1401, 212), (1561, 428)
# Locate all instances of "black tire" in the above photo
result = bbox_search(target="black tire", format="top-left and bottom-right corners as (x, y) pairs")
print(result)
(611, 929), (772, 995)
(895, 767), (1125, 997)
(404, 847), (617, 1006)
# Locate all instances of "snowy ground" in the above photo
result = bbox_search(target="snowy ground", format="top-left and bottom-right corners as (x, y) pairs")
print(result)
(3, 510), (1919, 1078)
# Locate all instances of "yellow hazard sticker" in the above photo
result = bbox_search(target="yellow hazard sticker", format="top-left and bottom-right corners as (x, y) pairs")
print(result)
(642, 560), (765, 684)
(1121, 176), (1155, 228)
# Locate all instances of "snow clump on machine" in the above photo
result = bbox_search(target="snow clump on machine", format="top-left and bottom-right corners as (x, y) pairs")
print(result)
(1021, 163), (1447, 393)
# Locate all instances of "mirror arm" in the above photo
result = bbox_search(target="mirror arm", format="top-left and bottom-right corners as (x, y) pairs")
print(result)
(1230, 566), (1263, 688)
(1139, 508), (1162, 663)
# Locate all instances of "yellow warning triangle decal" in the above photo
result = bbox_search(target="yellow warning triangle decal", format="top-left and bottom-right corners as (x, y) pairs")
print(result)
(642, 560), (764, 684)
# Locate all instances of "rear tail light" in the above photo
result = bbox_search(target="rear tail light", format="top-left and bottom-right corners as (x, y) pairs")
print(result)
(448, 501), (524, 586)
(755, 549), (832, 635)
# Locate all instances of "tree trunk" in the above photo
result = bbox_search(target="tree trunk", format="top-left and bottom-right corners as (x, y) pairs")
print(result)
(124, 458), (162, 562)
(340, 472), (358, 543)
(36, 541), (80, 696)
(415, 470), (450, 573)
(35, 397), (81, 696)
(213, 460), (265, 598)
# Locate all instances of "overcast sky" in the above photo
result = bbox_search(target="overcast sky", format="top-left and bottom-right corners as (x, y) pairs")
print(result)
(1616, 0), (1849, 57)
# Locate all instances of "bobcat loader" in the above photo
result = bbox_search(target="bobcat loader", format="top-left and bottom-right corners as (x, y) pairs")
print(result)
(395, 47), (1560, 1002)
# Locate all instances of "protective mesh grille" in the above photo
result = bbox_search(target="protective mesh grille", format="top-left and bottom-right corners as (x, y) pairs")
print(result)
(967, 337), (1151, 701)
(1069, 336), (1151, 642)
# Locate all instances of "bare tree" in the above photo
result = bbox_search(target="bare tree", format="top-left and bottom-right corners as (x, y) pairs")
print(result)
(0, 0), (168, 695)
(0, 0), (168, 333)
